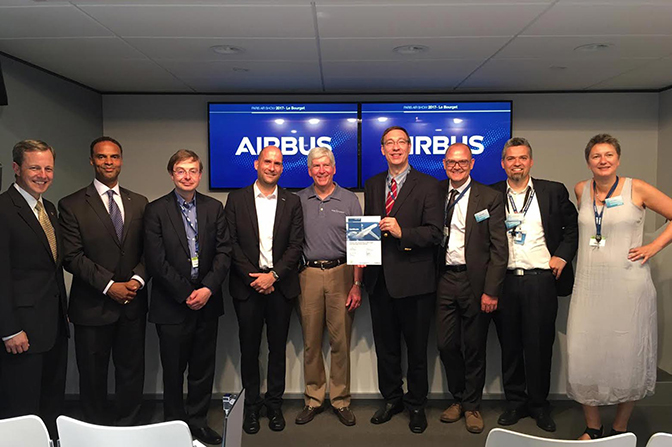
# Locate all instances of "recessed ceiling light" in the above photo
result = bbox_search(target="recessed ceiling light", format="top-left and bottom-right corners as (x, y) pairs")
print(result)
(211, 45), (245, 55)
(574, 43), (613, 53)
(232, 67), (250, 72)
(393, 45), (429, 55)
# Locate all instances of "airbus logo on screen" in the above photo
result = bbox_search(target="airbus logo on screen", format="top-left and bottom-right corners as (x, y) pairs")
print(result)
(235, 136), (332, 155)
(410, 135), (485, 155)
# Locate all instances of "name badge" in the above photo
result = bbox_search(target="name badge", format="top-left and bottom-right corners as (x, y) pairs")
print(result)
(474, 209), (490, 222)
(514, 231), (526, 245)
(605, 196), (624, 208)
(191, 256), (199, 269)
(589, 236), (606, 247)
(505, 212), (524, 230)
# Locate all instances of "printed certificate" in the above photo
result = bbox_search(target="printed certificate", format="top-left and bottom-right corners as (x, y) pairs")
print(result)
(346, 216), (382, 265)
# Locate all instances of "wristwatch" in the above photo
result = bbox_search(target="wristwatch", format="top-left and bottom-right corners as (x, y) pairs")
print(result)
(270, 270), (279, 280)
(354, 280), (362, 287)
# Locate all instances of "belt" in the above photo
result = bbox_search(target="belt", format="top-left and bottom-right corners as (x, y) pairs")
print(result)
(305, 258), (347, 270)
(443, 264), (467, 272)
(507, 268), (551, 276)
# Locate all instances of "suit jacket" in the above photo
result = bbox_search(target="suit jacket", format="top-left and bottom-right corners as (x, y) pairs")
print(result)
(225, 184), (304, 301)
(438, 179), (509, 299)
(144, 191), (231, 324)
(364, 168), (443, 298)
(58, 183), (149, 326)
(492, 178), (579, 296)
(0, 185), (69, 353)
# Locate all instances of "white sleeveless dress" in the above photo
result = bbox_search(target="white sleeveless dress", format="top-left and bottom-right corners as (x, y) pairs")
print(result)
(567, 177), (657, 405)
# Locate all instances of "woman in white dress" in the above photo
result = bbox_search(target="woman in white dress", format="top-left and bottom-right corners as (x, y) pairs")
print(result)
(567, 134), (672, 440)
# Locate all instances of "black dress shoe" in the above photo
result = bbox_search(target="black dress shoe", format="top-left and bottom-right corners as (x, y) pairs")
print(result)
(497, 407), (529, 426)
(333, 406), (356, 426)
(267, 407), (286, 431)
(532, 409), (556, 432)
(409, 408), (428, 434)
(370, 401), (404, 424)
(295, 405), (324, 424)
(243, 409), (260, 434)
(189, 426), (223, 445)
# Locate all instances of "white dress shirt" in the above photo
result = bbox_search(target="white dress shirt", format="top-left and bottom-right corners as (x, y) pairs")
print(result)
(445, 177), (471, 266)
(506, 178), (552, 270)
(254, 181), (278, 269)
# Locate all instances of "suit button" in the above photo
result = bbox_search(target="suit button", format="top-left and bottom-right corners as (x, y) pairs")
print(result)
(121, 250), (125, 255)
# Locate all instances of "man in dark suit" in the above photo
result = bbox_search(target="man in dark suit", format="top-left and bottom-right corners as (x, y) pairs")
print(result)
(144, 150), (231, 445)
(58, 136), (148, 425)
(0, 140), (69, 439)
(364, 126), (443, 434)
(491, 137), (578, 432)
(224, 145), (304, 435)
(437, 142), (508, 434)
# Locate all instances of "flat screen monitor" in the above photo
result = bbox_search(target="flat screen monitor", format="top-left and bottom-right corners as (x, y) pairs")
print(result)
(209, 103), (359, 189)
(360, 101), (512, 185)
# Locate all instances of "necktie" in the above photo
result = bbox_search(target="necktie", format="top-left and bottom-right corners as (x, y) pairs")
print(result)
(443, 189), (458, 246)
(385, 178), (397, 216)
(35, 201), (57, 261)
(107, 190), (124, 241)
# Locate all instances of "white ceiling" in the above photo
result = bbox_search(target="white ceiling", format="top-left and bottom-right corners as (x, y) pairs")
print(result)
(1, 0), (672, 94)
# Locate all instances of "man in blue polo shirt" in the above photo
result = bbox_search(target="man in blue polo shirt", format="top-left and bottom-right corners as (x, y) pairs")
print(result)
(295, 147), (363, 427)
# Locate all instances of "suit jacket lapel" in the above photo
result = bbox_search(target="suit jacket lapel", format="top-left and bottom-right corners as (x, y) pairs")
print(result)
(195, 191), (208, 256)
(533, 178), (551, 239)
(9, 186), (55, 263)
(166, 193), (190, 256)
(389, 170), (416, 217)
(273, 187), (286, 239)
(245, 185), (260, 243)
(120, 188), (134, 245)
(465, 181), (480, 245)
(86, 183), (121, 247)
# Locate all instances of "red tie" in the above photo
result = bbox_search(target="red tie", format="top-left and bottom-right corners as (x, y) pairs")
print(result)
(385, 178), (397, 216)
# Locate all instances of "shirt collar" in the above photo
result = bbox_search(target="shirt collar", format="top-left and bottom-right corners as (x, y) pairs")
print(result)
(93, 178), (121, 197)
(174, 190), (196, 208)
(254, 181), (277, 199)
(506, 177), (533, 195)
(450, 176), (472, 194)
(13, 183), (41, 210)
(387, 164), (411, 185)
(307, 182), (341, 201)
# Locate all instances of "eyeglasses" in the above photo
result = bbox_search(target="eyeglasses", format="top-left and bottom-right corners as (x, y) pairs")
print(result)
(383, 139), (410, 148)
(173, 168), (200, 177)
(444, 159), (471, 168)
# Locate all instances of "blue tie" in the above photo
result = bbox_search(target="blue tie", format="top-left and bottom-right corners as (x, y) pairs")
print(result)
(107, 190), (123, 241)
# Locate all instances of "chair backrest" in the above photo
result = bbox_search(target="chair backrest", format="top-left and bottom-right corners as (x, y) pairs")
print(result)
(0, 415), (51, 447)
(486, 428), (637, 447)
(56, 416), (194, 447)
(646, 433), (672, 447)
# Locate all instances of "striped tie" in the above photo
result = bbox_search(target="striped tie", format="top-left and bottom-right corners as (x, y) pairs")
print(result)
(35, 201), (57, 261)
(385, 178), (397, 216)
(107, 190), (124, 241)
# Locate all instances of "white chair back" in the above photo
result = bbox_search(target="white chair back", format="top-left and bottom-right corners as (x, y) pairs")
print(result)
(486, 428), (637, 447)
(646, 433), (672, 447)
(0, 415), (51, 447)
(56, 416), (193, 447)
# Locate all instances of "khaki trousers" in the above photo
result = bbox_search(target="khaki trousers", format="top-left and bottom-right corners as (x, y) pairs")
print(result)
(298, 263), (354, 408)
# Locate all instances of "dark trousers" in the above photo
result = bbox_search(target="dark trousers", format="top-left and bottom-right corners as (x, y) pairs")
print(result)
(156, 312), (218, 428)
(233, 290), (294, 411)
(493, 270), (558, 412)
(369, 275), (434, 410)
(436, 270), (490, 412)
(0, 333), (68, 438)
(74, 315), (146, 425)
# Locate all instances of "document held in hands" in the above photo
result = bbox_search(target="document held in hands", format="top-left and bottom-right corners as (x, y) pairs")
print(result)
(346, 216), (382, 265)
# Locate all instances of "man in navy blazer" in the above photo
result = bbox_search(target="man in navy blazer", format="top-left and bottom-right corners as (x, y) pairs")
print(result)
(224, 146), (304, 435)
(59, 136), (148, 425)
(0, 140), (69, 439)
(491, 137), (578, 432)
(144, 150), (231, 445)
(364, 126), (443, 434)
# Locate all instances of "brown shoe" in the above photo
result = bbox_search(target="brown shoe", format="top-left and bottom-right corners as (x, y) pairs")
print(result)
(465, 410), (484, 434)
(295, 405), (323, 425)
(333, 406), (356, 426)
(440, 403), (463, 423)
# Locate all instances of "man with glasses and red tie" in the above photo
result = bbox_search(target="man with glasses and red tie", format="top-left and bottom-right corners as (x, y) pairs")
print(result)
(363, 126), (443, 434)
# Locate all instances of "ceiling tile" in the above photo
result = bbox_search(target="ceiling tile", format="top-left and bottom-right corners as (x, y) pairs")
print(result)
(0, 37), (146, 64)
(79, 4), (315, 38)
(321, 36), (509, 61)
(179, 75), (323, 93)
(157, 59), (320, 79)
(588, 57), (672, 90)
(124, 37), (317, 61)
(0, 5), (113, 38)
(316, 4), (549, 38)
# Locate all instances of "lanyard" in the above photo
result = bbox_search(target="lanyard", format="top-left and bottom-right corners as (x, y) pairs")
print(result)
(179, 203), (200, 253)
(592, 176), (619, 242)
(507, 187), (535, 215)
(446, 182), (472, 215)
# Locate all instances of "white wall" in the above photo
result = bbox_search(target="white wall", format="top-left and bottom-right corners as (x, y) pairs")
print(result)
(103, 91), (660, 397)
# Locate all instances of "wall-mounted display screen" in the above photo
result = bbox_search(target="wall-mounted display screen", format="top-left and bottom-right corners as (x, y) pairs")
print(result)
(360, 102), (512, 185)
(209, 103), (359, 189)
